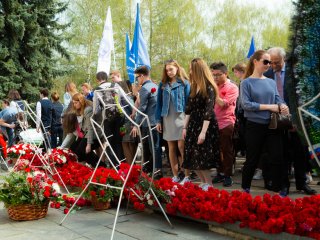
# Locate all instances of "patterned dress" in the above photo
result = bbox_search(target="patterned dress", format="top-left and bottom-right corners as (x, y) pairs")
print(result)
(183, 85), (220, 170)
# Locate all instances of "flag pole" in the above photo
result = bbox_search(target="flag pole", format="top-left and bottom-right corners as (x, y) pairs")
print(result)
(113, 49), (117, 69)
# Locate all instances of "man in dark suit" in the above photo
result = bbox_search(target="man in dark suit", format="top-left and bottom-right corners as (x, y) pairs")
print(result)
(264, 47), (316, 195)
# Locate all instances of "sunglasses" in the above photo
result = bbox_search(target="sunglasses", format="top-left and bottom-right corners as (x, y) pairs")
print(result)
(261, 59), (272, 65)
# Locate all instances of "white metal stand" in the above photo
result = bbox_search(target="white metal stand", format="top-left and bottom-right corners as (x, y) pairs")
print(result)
(59, 86), (172, 240)
(14, 101), (70, 194)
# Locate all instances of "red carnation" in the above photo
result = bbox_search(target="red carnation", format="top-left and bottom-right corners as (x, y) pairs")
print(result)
(64, 208), (69, 214)
(151, 87), (156, 93)
(55, 202), (61, 209)
(44, 190), (51, 198)
(99, 189), (105, 197)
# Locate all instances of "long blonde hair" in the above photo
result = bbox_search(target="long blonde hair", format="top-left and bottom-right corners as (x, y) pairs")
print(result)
(189, 58), (218, 99)
(65, 82), (78, 97)
(161, 59), (189, 84)
(71, 93), (92, 116)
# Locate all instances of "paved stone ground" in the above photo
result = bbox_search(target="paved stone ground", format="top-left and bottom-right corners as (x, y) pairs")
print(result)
(0, 201), (232, 240)
(0, 157), (319, 240)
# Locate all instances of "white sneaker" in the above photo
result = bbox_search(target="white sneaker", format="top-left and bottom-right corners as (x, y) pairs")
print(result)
(201, 183), (211, 191)
(253, 169), (263, 180)
(306, 174), (313, 184)
(172, 176), (180, 183)
(180, 177), (191, 185)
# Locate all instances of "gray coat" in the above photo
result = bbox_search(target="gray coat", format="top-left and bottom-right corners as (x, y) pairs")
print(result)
(135, 80), (158, 127)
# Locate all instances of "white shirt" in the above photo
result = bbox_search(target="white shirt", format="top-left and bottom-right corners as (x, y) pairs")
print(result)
(36, 97), (49, 128)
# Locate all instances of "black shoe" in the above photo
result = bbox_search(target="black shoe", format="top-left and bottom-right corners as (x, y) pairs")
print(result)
(223, 176), (233, 187)
(279, 187), (289, 197)
(178, 171), (185, 180)
(212, 173), (225, 183)
(264, 180), (273, 191)
(153, 171), (163, 180)
(190, 171), (197, 180)
(297, 184), (317, 195)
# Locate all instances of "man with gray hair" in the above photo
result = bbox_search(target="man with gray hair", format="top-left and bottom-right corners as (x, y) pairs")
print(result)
(266, 47), (287, 101)
(264, 47), (316, 195)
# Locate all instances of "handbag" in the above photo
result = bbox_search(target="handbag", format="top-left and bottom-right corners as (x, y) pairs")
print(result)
(268, 104), (293, 130)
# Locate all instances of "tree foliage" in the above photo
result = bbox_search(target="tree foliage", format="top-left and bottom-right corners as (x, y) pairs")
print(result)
(0, 0), (69, 101)
(1, 0), (293, 97)
(57, 0), (291, 87)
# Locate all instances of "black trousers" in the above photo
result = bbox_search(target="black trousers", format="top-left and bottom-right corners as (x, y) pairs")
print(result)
(51, 127), (63, 148)
(104, 117), (124, 166)
(41, 125), (51, 152)
(242, 120), (288, 191)
(70, 137), (101, 167)
(285, 130), (307, 189)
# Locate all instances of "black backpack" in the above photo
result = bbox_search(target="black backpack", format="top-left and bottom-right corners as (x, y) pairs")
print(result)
(97, 83), (122, 122)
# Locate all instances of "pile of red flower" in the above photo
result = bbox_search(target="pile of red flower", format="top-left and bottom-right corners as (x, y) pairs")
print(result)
(155, 178), (320, 239)
(50, 193), (90, 214)
(12, 145), (320, 239)
(53, 161), (93, 187)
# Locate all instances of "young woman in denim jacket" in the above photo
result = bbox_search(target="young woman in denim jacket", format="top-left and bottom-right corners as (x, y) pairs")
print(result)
(155, 59), (191, 184)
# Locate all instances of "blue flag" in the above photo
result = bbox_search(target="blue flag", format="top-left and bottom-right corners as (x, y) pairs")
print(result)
(247, 36), (256, 59)
(131, 3), (151, 69)
(126, 33), (135, 83)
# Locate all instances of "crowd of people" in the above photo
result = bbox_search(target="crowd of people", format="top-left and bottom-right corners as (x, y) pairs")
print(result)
(0, 47), (316, 196)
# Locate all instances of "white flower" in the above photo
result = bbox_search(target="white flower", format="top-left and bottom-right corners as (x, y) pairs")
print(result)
(147, 199), (153, 205)
(146, 194), (150, 200)
(52, 183), (61, 193)
(12, 149), (17, 153)
(61, 156), (67, 163)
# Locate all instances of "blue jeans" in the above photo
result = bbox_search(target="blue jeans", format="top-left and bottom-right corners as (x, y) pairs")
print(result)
(141, 127), (161, 171)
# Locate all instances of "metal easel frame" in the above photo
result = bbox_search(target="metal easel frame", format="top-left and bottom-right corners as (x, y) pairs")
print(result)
(59, 85), (172, 240)
(15, 101), (70, 194)
(298, 92), (320, 167)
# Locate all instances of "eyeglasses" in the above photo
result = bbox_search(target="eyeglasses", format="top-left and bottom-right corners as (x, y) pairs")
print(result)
(135, 75), (143, 81)
(212, 73), (224, 78)
(271, 61), (281, 65)
(261, 59), (272, 65)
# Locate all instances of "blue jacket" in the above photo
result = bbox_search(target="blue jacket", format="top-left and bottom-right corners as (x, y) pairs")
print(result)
(135, 80), (158, 127)
(155, 79), (190, 123)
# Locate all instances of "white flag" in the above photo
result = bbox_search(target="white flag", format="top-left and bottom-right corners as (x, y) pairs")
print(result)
(97, 7), (114, 75)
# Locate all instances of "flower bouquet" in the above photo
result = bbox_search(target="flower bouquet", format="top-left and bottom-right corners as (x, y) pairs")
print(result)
(83, 167), (122, 210)
(45, 147), (77, 165)
(6, 143), (36, 159)
(0, 163), (59, 220)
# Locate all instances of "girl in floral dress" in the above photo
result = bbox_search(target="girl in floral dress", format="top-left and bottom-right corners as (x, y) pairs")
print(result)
(182, 58), (220, 191)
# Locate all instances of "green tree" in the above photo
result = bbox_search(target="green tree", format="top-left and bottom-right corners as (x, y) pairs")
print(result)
(55, 0), (131, 92)
(0, 0), (69, 101)
(203, 0), (290, 81)
(61, 0), (292, 86)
